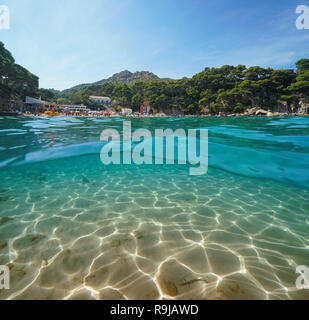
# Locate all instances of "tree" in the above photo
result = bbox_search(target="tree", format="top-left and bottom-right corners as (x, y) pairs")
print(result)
(296, 59), (309, 73)
(131, 94), (143, 111)
(57, 98), (67, 105)
(36, 88), (55, 102)
(0, 42), (39, 102)
(289, 59), (309, 102)
(51, 55), (309, 115)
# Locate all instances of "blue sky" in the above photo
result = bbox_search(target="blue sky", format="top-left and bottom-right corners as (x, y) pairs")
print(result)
(1, 0), (308, 90)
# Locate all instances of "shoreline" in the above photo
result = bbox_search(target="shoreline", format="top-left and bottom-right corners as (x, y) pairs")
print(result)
(19, 113), (308, 118)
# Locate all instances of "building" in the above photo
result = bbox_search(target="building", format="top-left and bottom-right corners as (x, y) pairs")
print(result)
(121, 108), (133, 115)
(62, 105), (90, 113)
(25, 96), (46, 107)
(23, 96), (47, 113)
(89, 96), (112, 105)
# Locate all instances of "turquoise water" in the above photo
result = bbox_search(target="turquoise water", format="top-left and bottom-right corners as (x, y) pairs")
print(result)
(0, 116), (309, 300)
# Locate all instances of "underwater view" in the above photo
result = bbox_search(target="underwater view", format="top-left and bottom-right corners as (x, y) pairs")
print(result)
(0, 116), (309, 300)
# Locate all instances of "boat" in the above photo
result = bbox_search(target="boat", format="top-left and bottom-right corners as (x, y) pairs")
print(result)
(44, 110), (60, 117)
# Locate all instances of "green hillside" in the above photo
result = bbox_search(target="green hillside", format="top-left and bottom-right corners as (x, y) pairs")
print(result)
(61, 70), (161, 94)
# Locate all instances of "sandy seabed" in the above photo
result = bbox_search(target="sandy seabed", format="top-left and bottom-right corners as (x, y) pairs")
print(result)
(1, 156), (309, 301)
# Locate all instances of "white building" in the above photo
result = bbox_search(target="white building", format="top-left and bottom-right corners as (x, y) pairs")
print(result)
(62, 105), (89, 113)
(25, 96), (46, 107)
(89, 96), (111, 105)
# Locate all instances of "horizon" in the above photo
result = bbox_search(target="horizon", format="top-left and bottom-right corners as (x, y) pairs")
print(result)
(1, 0), (308, 90)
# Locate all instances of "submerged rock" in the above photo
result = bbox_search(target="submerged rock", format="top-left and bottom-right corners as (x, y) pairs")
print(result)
(0, 241), (8, 250)
(0, 217), (13, 226)
(0, 195), (11, 202)
(81, 176), (90, 184)
(160, 279), (178, 297)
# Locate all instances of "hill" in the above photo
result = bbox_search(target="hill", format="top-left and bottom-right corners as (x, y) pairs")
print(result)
(61, 70), (161, 94)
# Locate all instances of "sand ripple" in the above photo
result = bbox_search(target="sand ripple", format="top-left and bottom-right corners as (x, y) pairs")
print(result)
(1, 159), (309, 300)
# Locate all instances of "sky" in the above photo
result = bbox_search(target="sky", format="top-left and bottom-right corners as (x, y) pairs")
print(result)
(0, 0), (308, 90)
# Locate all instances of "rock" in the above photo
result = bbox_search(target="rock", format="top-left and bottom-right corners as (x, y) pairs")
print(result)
(160, 279), (178, 297)
(201, 107), (211, 115)
(298, 101), (309, 115)
(0, 241), (8, 250)
(0, 217), (13, 226)
(246, 107), (260, 115)
(0, 195), (11, 202)
(255, 109), (268, 115)
(81, 176), (90, 184)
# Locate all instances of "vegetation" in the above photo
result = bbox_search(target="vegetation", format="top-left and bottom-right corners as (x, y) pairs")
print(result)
(0, 42), (39, 102)
(288, 59), (309, 104)
(61, 70), (161, 94)
(1, 41), (309, 114)
(56, 62), (309, 114)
